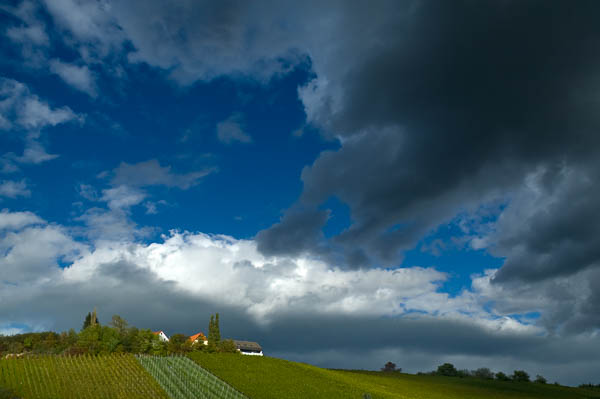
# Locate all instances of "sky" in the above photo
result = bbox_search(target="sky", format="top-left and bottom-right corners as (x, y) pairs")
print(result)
(1, 0), (600, 386)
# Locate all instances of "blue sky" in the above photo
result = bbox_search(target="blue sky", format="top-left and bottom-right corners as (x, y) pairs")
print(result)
(1, 0), (600, 385)
(1, 41), (325, 239)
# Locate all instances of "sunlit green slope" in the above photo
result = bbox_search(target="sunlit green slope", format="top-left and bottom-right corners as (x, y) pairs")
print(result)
(188, 353), (600, 399)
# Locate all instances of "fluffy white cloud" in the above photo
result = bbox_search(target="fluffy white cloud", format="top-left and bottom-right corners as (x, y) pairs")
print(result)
(110, 159), (215, 189)
(101, 185), (146, 210)
(0, 208), (532, 333)
(49, 59), (97, 97)
(0, 77), (81, 167)
(76, 161), (215, 235)
(216, 114), (252, 144)
(65, 231), (451, 322)
(0, 209), (44, 230)
(38, 0), (311, 83)
(16, 139), (59, 164)
(0, 180), (30, 198)
(0, 77), (78, 131)
(76, 207), (148, 243)
(1, 1), (49, 65)
(6, 24), (49, 46)
(76, 185), (150, 242)
(0, 212), (84, 284)
(17, 95), (78, 130)
(41, 0), (123, 61)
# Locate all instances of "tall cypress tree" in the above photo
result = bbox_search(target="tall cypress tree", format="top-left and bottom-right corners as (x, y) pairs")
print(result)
(208, 314), (215, 347)
(214, 313), (221, 344)
(207, 313), (221, 350)
(82, 308), (100, 331)
(90, 308), (99, 327)
(82, 312), (92, 330)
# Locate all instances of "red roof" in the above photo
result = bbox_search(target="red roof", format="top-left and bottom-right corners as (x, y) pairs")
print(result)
(152, 331), (164, 335)
(189, 332), (206, 342)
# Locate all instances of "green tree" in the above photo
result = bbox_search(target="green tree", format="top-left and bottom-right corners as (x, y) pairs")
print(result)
(82, 308), (100, 330)
(381, 362), (398, 372)
(437, 363), (458, 377)
(98, 326), (120, 354)
(131, 329), (157, 354)
(77, 324), (102, 354)
(495, 371), (510, 381)
(215, 313), (221, 343)
(167, 334), (188, 354)
(91, 308), (99, 326)
(511, 370), (530, 382)
(219, 339), (238, 353)
(110, 315), (129, 335)
(457, 369), (471, 378)
(534, 375), (547, 384)
(473, 368), (494, 379)
(82, 313), (92, 330)
(207, 313), (221, 350)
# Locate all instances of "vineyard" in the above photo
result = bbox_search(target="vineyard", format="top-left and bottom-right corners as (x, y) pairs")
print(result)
(137, 355), (248, 399)
(0, 354), (168, 399)
(3, 353), (598, 399)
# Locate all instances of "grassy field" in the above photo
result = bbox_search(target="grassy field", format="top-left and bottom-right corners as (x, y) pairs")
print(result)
(188, 353), (600, 399)
(0, 354), (168, 399)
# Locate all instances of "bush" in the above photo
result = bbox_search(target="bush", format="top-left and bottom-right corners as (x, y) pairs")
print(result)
(495, 372), (510, 381)
(511, 370), (530, 382)
(436, 363), (458, 377)
(218, 339), (238, 353)
(534, 375), (547, 384)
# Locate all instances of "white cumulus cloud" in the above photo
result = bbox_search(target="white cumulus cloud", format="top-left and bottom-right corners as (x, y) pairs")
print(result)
(216, 114), (252, 144)
(0, 180), (30, 198)
(49, 59), (97, 97)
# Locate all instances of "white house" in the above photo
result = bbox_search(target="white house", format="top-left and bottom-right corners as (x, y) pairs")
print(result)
(153, 330), (169, 342)
(233, 340), (263, 356)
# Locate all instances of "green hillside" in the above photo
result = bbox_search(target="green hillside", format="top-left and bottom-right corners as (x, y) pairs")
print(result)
(0, 354), (168, 399)
(137, 355), (247, 399)
(188, 353), (600, 399)
(1, 353), (599, 399)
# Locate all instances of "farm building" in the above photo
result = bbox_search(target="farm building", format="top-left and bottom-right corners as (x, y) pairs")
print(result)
(233, 340), (263, 356)
(152, 330), (170, 342)
(189, 332), (208, 345)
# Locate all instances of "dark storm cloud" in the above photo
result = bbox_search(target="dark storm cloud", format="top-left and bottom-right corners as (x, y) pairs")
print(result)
(255, 208), (330, 257)
(258, 1), (600, 285)
(258, 313), (600, 364)
(254, 312), (600, 384)
(492, 161), (600, 283)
